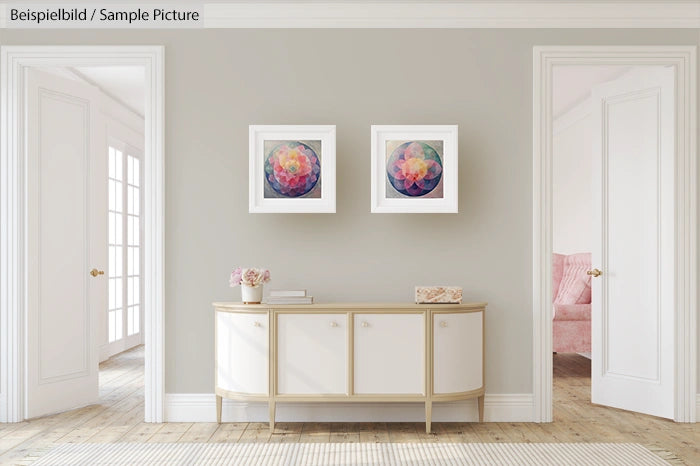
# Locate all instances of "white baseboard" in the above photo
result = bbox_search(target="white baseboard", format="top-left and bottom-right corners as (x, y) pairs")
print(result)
(165, 393), (534, 423)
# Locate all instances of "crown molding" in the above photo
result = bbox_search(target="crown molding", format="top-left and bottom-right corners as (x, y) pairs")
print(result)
(202, 2), (700, 29)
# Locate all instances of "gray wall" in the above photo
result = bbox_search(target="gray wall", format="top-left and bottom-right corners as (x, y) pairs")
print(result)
(1, 29), (698, 395)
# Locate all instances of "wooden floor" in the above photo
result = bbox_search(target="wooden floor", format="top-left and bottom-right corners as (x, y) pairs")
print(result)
(0, 348), (697, 465)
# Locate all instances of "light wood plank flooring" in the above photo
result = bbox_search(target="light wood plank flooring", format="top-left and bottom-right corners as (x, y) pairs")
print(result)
(0, 347), (697, 464)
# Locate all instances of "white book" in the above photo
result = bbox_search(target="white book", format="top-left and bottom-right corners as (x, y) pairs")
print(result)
(264, 296), (314, 304)
(269, 289), (307, 297)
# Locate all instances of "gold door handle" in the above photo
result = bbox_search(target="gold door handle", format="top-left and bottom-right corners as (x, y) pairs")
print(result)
(587, 268), (602, 277)
(90, 268), (105, 277)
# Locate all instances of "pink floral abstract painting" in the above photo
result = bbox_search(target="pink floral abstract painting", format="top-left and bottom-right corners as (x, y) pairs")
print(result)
(263, 140), (322, 198)
(371, 125), (457, 213)
(249, 125), (335, 213)
(385, 140), (444, 198)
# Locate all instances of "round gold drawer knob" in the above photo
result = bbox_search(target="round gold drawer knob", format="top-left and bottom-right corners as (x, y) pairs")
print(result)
(361, 321), (369, 328)
(90, 268), (104, 277)
(330, 322), (338, 328)
(440, 321), (448, 328)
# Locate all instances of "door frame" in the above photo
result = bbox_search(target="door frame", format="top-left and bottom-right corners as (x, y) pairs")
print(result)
(532, 46), (697, 422)
(0, 46), (165, 423)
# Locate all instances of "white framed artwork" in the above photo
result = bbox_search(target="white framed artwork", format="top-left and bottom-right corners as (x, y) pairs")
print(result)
(371, 125), (458, 213)
(249, 125), (336, 213)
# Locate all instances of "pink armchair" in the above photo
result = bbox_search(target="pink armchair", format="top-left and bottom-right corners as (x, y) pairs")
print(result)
(552, 253), (592, 353)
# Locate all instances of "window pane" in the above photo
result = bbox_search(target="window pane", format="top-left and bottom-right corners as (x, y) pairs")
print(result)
(132, 247), (139, 275)
(133, 187), (140, 215)
(128, 216), (135, 246)
(127, 277), (133, 306)
(108, 179), (115, 211)
(127, 155), (134, 185)
(133, 158), (140, 187)
(133, 306), (139, 334)
(109, 311), (115, 343)
(115, 308), (123, 340)
(108, 278), (115, 310)
(115, 150), (123, 181)
(109, 147), (115, 179)
(133, 217), (139, 246)
(133, 280), (139, 305)
(127, 186), (134, 215)
(127, 247), (133, 276)
(115, 213), (123, 244)
(108, 213), (115, 245)
(108, 246), (115, 277)
(115, 246), (122, 276)
(127, 307), (133, 336)
(115, 278), (122, 309)
(115, 181), (123, 213)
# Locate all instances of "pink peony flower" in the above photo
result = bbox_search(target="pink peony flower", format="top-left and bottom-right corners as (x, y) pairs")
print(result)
(229, 267), (271, 287)
(229, 267), (243, 286)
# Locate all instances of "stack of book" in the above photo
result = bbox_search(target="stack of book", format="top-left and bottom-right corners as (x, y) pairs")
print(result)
(264, 290), (314, 305)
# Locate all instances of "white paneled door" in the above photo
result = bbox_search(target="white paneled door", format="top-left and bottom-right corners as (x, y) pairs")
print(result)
(26, 70), (104, 418)
(590, 67), (675, 419)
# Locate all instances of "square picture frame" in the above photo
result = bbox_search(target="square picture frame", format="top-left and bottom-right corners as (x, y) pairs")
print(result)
(249, 125), (336, 213)
(371, 125), (458, 213)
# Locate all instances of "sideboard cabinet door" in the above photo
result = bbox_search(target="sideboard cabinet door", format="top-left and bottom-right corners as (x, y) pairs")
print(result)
(277, 313), (347, 394)
(216, 312), (268, 395)
(433, 311), (483, 394)
(354, 313), (424, 394)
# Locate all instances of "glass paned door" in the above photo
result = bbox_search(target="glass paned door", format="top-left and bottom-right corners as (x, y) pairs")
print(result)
(108, 142), (143, 351)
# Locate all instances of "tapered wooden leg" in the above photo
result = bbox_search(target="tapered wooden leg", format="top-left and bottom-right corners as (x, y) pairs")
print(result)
(269, 400), (276, 432)
(425, 400), (432, 434)
(477, 395), (484, 422)
(216, 395), (222, 424)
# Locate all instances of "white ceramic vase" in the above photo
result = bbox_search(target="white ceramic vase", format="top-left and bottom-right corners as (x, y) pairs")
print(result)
(241, 284), (263, 304)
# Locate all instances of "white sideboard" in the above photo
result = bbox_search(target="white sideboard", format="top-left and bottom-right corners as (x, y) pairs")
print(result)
(213, 302), (486, 433)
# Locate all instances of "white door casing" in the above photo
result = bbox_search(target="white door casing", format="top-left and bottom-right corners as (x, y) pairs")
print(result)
(532, 46), (696, 423)
(25, 69), (102, 418)
(353, 313), (424, 395)
(0, 46), (164, 423)
(590, 67), (675, 418)
(277, 314), (347, 395)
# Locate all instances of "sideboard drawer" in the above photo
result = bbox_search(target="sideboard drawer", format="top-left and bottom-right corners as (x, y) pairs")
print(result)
(433, 311), (483, 394)
(216, 312), (268, 395)
(354, 313), (424, 395)
(277, 313), (347, 395)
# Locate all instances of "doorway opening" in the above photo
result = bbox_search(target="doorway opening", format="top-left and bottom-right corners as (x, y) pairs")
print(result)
(532, 46), (697, 423)
(0, 46), (164, 424)
(551, 65), (631, 416)
(29, 65), (145, 419)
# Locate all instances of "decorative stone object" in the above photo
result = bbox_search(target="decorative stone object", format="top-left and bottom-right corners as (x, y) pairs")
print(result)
(415, 286), (463, 304)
